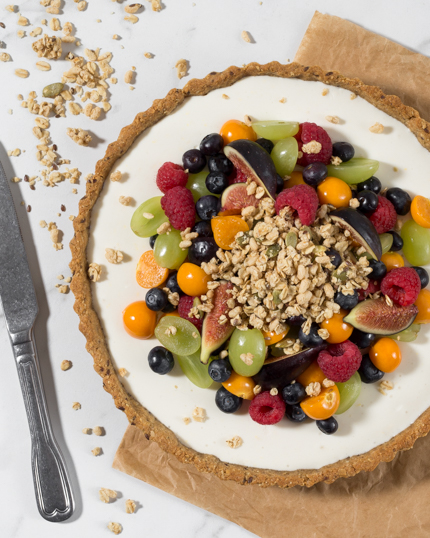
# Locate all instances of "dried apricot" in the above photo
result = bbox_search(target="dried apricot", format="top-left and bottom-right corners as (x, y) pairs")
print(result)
(211, 216), (249, 250)
(136, 250), (169, 289)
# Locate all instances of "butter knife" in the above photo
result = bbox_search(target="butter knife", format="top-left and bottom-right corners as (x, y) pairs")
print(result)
(0, 158), (74, 522)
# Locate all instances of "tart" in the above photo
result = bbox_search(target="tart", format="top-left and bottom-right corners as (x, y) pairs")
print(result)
(70, 62), (430, 488)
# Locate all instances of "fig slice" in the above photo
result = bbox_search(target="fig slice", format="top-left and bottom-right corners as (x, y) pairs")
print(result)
(253, 345), (327, 391)
(224, 139), (278, 199)
(219, 183), (259, 215)
(331, 208), (382, 260)
(344, 298), (418, 335)
(200, 281), (234, 364)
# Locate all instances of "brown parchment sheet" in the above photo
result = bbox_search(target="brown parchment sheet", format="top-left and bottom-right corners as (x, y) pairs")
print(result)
(113, 13), (430, 538)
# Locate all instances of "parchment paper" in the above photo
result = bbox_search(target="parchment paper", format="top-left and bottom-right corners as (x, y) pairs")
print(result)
(113, 13), (430, 537)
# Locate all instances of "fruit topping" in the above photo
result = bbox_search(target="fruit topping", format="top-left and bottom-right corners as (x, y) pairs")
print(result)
(208, 153), (234, 175)
(154, 229), (188, 270)
(195, 194), (221, 220)
(182, 148), (206, 174)
(412, 266), (429, 289)
(302, 162), (328, 187)
(386, 187), (411, 216)
(251, 120), (299, 140)
(357, 279), (380, 301)
(298, 322), (325, 347)
(200, 281), (235, 364)
(297, 360), (326, 387)
(369, 338), (402, 373)
(388, 323), (421, 342)
(300, 386), (340, 420)
(349, 328), (377, 349)
(360, 176), (381, 194)
(149, 234), (158, 249)
(326, 249), (342, 268)
(154, 316), (201, 356)
(136, 250), (169, 288)
(357, 190), (379, 215)
(411, 195), (430, 228)
(388, 231), (403, 252)
(175, 349), (213, 389)
(275, 184), (318, 226)
(222, 371), (255, 400)
(165, 271), (183, 296)
(145, 288), (169, 312)
(317, 340), (362, 382)
(415, 289), (430, 324)
(295, 122), (332, 166)
(228, 328), (266, 377)
(255, 137), (274, 154)
(131, 196), (168, 238)
(249, 391), (286, 425)
(333, 290), (359, 310)
(215, 386), (243, 413)
(262, 327), (289, 346)
(285, 170), (306, 187)
(316, 417), (338, 435)
(380, 267), (421, 306)
(282, 382), (306, 405)
(368, 259), (387, 280)
(178, 295), (203, 332)
(368, 195), (397, 233)
(192, 220), (213, 237)
(380, 251), (404, 272)
(276, 174), (284, 193)
(219, 183), (259, 215)
(330, 208), (382, 260)
(326, 157), (379, 185)
(199, 133), (224, 156)
(379, 232), (394, 254)
(123, 301), (157, 339)
(400, 220), (430, 266)
(335, 371), (362, 414)
(271, 137), (299, 177)
(188, 237), (218, 266)
(148, 346), (175, 375)
(285, 404), (307, 423)
(332, 141), (354, 162)
(358, 354), (385, 384)
(320, 310), (354, 344)
(208, 358), (232, 383)
(317, 177), (352, 208)
(211, 215), (249, 250)
(161, 186), (196, 231)
(156, 162), (188, 193)
(187, 170), (213, 202)
(205, 171), (229, 194)
(177, 262), (211, 297)
(343, 297), (418, 335)
(220, 119), (257, 145)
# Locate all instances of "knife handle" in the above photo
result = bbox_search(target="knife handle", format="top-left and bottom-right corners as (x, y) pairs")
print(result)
(15, 341), (74, 522)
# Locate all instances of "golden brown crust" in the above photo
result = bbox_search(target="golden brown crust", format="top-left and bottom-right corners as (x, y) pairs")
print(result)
(69, 62), (430, 488)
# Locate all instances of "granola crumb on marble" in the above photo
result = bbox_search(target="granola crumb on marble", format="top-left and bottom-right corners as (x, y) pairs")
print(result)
(72, 402), (81, 410)
(82, 427), (92, 434)
(175, 58), (188, 79)
(107, 522), (122, 535)
(125, 499), (136, 514)
(92, 447), (102, 456)
(241, 30), (251, 43)
(93, 426), (104, 436)
(61, 359), (72, 371)
(100, 488), (117, 503)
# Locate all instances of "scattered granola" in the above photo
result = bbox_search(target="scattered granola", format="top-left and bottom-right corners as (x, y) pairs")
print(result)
(99, 488), (117, 503)
(241, 30), (252, 43)
(61, 360), (72, 371)
(110, 170), (122, 182)
(124, 70), (135, 84)
(118, 368), (129, 377)
(17, 15), (29, 26)
(221, 94), (229, 100)
(124, 14), (139, 23)
(82, 427), (92, 434)
(125, 499), (136, 514)
(119, 196), (132, 206)
(378, 380), (394, 395)
(0, 52), (10, 62)
(369, 122), (384, 134)
(57, 284), (69, 294)
(93, 426), (104, 436)
(253, 384), (262, 396)
(226, 436), (243, 449)
(107, 522), (122, 536)
(175, 58), (188, 79)
(66, 127), (92, 146)
(325, 115), (340, 124)
(92, 447), (102, 456)
(32, 34), (62, 59)
(72, 402), (81, 410)
(183, 417), (191, 425)
(322, 88), (329, 96)
(279, 97), (286, 103)
(105, 248), (123, 264)
(148, 0), (161, 11)
(15, 68), (29, 78)
(192, 407), (207, 423)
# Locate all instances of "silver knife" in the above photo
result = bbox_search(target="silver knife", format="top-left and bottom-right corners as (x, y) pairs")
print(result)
(0, 158), (74, 522)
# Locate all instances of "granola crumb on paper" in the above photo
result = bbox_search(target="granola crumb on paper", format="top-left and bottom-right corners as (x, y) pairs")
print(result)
(192, 407), (207, 423)
(144, 52), (153, 59)
(61, 360), (72, 371)
(241, 30), (252, 43)
(32, 34), (62, 59)
(67, 127), (92, 146)
(107, 522), (122, 535)
(82, 427), (92, 435)
(93, 426), (104, 436)
(72, 402), (81, 410)
(148, 0), (162, 11)
(226, 436), (243, 449)
(125, 499), (136, 514)
(124, 70), (135, 84)
(92, 447), (102, 456)
(99, 488), (117, 504)
(175, 59), (188, 79)
(369, 122), (384, 134)
(15, 69), (29, 78)
(124, 14), (139, 23)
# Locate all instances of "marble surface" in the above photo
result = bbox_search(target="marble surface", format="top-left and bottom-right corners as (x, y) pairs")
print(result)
(0, 1), (430, 537)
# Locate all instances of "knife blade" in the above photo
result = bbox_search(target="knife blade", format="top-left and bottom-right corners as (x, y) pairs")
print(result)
(0, 158), (74, 522)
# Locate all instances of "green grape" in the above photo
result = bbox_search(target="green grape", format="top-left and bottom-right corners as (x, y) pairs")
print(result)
(228, 328), (266, 376)
(388, 324), (421, 343)
(186, 170), (214, 203)
(251, 121), (299, 141)
(327, 158), (379, 185)
(401, 219), (430, 266)
(131, 196), (168, 238)
(379, 233), (393, 255)
(155, 317), (201, 356)
(154, 229), (188, 269)
(271, 137), (298, 177)
(174, 349), (213, 389)
(335, 372), (361, 415)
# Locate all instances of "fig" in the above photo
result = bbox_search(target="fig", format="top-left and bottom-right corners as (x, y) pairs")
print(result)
(224, 139), (278, 199)
(330, 208), (382, 260)
(219, 183), (259, 216)
(200, 281), (234, 364)
(253, 345), (327, 391)
(343, 298), (418, 335)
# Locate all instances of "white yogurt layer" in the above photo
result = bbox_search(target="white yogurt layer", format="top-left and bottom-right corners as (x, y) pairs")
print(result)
(88, 76), (430, 471)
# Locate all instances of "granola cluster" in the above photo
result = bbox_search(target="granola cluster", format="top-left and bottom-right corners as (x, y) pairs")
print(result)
(32, 34), (62, 59)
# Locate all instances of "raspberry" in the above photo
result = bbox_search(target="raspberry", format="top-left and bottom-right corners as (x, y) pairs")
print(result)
(156, 162), (188, 194)
(228, 167), (247, 185)
(380, 267), (421, 306)
(317, 341), (362, 383)
(248, 391), (286, 425)
(358, 279), (380, 301)
(294, 122), (332, 166)
(178, 295), (203, 332)
(369, 196), (397, 233)
(275, 184), (318, 225)
(161, 186), (196, 231)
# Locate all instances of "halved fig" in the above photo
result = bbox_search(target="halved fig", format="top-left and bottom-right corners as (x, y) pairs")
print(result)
(253, 345), (327, 391)
(224, 139), (277, 199)
(331, 208), (382, 260)
(219, 183), (259, 216)
(344, 298), (418, 335)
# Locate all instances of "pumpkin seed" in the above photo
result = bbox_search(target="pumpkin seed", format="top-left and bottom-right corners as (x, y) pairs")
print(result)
(266, 244), (281, 258)
(42, 82), (64, 98)
(285, 232), (298, 248)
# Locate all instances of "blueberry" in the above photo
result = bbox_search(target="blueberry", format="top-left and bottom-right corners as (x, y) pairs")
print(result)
(149, 234), (158, 249)
(358, 354), (384, 384)
(199, 133), (224, 156)
(182, 149), (206, 174)
(286, 314), (307, 326)
(165, 271), (182, 296)
(349, 328), (377, 349)
(215, 386), (242, 413)
(145, 288), (169, 311)
(255, 137), (274, 154)
(196, 195), (221, 220)
(298, 322), (324, 348)
(208, 153), (234, 175)
(282, 382), (306, 405)
(326, 249), (342, 268)
(188, 237), (218, 266)
(192, 220), (213, 237)
(316, 417), (338, 435)
(412, 266), (429, 289)
(302, 162), (328, 187)
(332, 141), (355, 163)
(369, 259), (387, 280)
(162, 301), (176, 314)
(388, 231), (403, 252)
(205, 171), (229, 194)
(148, 346), (174, 375)
(276, 174), (284, 194)
(334, 290), (359, 310)
(360, 176), (381, 194)
(208, 359), (232, 383)
(357, 190), (379, 214)
(385, 187), (411, 216)
(285, 404), (307, 423)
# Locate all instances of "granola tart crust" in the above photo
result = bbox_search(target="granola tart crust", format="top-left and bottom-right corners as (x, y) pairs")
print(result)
(70, 62), (430, 489)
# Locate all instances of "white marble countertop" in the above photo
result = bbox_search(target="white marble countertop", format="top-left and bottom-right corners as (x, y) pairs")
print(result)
(1, 1), (430, 536)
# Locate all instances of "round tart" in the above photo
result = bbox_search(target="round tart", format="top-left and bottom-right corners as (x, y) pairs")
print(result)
(70, 63), (430, 488)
